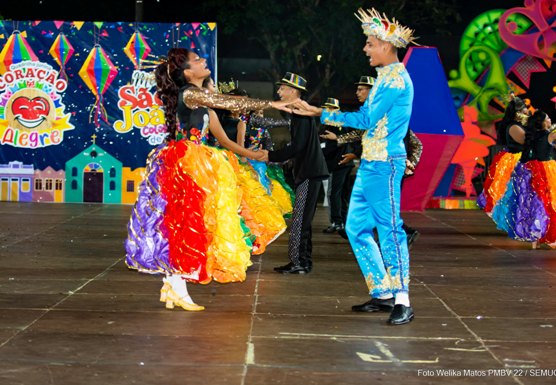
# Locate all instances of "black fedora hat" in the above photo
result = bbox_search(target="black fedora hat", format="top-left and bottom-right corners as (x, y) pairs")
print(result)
(321, 97), (340, 109)
(355, 76), (375, 87)
(276, 72), (307, 92)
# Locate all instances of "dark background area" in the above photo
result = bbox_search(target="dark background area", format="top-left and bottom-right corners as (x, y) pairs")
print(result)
(0, 1), (524, 32)
(2, 0), (553, 112)
(1, 0), (525, 62)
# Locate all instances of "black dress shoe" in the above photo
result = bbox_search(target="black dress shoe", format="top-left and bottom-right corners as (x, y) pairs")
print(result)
(323, 223), (344, 234)
(274, 262), (309, 274)
(406, 230), (420, 249)
(387, 304), (414, 325)
(337, 228), (348, 240)
(352, 297), (394, 312)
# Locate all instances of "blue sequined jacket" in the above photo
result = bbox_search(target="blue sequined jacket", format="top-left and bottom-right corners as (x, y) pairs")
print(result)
(321, 62), (413, 161)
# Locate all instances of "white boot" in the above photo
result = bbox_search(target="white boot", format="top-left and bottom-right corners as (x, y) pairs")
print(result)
(166, 274), (204, 311)
(169, 274), (188, 296)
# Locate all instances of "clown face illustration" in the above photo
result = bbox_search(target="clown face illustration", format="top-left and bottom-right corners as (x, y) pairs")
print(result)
(5, 88), (56, 130)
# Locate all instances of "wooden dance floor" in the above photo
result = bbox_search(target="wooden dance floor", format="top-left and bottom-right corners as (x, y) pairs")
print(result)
(0, 202), (555, 385)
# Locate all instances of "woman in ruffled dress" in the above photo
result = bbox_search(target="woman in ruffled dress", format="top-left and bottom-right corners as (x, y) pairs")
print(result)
(215, 83), (294, 214)
(478, 96), (529, 214)
(243, 110), (294, 218)
(125, 48), (289, 311)
(491, 110), (556, 248)
(208, 84), (288, 254)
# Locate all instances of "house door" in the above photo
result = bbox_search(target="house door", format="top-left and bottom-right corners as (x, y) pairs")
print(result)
(9, 178), (19, 201)
(0, 178), (8, 200)
(83, 171), (103, 202)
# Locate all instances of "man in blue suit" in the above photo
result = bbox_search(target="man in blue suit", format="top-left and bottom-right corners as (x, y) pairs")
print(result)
(291, 8), (417, 325)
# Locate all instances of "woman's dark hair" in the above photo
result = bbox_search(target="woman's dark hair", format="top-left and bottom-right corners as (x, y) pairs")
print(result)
(155, 48), (191, 140)
(523, 110), (547, 154)
(495, 97), (526, 145)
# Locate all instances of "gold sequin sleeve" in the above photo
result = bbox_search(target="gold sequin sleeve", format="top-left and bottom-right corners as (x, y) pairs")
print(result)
(337, 130), (364, 145)
(406, 129), (423, 166)
(184, 88), (273, 112)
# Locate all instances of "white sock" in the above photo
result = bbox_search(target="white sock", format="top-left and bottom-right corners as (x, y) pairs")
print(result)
(169, 274), (189, 297)
(395, 292), (410, 306)
(377, 293), (393, 299)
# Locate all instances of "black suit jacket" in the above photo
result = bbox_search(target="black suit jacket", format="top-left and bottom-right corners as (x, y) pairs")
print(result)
(320, 125), (355, 172)
(268, 113), (329, 184)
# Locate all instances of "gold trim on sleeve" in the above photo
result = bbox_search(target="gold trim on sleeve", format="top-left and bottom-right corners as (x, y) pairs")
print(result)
(184, 88), (273, 112)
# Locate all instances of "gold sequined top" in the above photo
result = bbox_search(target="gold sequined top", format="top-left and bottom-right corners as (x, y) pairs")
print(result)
(337, 130), (364, 145)
(184, 87), (273, 112)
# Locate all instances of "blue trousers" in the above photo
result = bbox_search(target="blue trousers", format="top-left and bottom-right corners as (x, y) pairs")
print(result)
(346, 156), (409, 297)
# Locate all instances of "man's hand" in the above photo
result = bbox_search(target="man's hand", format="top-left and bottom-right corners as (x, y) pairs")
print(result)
(246, 149), (267, 162)
(271, 99), (300, 113)
(290, 100), (323, 116)
(339, 153), (357, 165)
(404, 159), (415, 175)
(320, 130), (338, 141)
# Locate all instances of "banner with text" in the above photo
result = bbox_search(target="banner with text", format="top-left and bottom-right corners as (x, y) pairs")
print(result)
(0, 20), (216, 204)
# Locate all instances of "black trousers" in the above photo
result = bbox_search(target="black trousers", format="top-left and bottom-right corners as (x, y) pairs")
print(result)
(327, 166), (353, 224)
(288, 178), (322, 268)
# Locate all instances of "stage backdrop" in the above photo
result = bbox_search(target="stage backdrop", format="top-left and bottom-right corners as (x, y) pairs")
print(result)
(0, 20), (216, 204)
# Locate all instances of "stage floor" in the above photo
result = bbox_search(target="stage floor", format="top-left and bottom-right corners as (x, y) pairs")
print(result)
(0, 202), (555, 385)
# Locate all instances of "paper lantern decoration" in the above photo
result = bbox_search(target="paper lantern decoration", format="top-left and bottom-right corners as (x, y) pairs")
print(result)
(78, 44), (118, 127)
(49, 32), (75, 80)
(123, 31), (151, 69)
(0, 31), (38, 73)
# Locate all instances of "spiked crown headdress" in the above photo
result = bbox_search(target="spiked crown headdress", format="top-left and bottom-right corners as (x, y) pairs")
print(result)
(355, 8), (417, 48)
